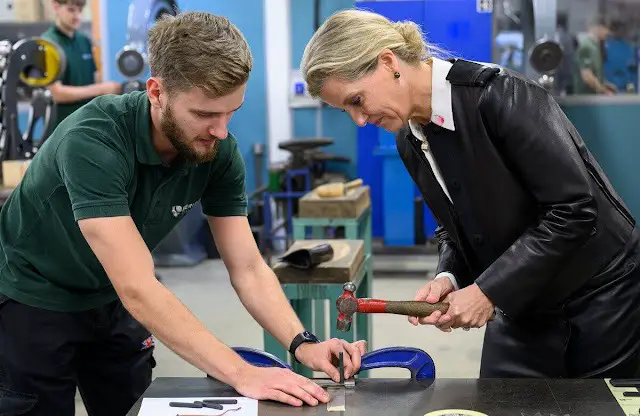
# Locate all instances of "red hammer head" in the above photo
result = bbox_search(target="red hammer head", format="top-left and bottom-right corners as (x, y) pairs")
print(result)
(336, 282), (358, 332)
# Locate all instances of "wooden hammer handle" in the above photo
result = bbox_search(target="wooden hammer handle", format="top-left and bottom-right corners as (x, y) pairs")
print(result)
(385, 301), (449, 317)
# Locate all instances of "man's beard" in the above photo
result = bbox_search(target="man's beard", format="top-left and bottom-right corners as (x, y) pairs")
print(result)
(160, 102), (220, 163)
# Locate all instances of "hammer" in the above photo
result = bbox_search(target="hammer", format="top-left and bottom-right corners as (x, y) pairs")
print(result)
(336, 282), (450, 331)
(314, 179), (363, 198)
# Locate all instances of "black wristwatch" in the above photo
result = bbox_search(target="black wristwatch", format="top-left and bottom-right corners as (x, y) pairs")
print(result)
(288, 331), (320, 361)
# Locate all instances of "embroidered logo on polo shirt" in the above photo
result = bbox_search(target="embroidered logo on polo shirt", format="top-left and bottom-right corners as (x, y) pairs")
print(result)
(171, 202), (196, 218)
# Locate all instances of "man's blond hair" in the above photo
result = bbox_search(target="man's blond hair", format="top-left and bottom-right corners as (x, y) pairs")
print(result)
(148, 11), (253, 97)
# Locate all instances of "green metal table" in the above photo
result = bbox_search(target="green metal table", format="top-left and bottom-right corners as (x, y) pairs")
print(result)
(264, 254), (373, 378)
(292, 206), (372, 257)
(264, 206), (374, 377)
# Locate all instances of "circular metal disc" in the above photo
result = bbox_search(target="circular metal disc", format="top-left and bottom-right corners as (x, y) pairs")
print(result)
(18, 37), (66, 88)
(117, 49), (145, 78)
(149, 0), (179, 25)
(529, 39), (563, 74)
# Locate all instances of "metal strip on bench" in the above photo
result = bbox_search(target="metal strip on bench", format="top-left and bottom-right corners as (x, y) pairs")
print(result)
(327, 386), (346, 412)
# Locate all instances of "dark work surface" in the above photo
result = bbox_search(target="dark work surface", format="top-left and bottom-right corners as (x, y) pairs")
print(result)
(126, 377), (631, 416)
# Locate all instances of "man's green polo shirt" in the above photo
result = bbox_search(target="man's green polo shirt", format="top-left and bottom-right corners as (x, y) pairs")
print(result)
(574, 37), (604, 94)
(0, 91), (248, 312)
(42, 25), (97, 128)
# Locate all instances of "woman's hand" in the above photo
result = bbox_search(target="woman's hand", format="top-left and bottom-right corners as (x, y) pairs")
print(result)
(436, 284), (495, 332)
(408, 277), (456, 327)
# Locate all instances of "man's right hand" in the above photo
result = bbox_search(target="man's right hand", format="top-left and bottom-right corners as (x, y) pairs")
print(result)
(233, 365), (330, 407)
(408, 277), (455, 327)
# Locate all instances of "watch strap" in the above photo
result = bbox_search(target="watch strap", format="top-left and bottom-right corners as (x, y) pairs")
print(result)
(288, 331), (319, 361)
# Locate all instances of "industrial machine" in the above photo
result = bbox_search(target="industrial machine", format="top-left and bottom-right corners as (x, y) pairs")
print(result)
(523, 0), (564, 91)
(269, 138), (350, 200)
(260, 138), (350, 259)
(116, 0), (179, 93)
(0, 37), (66, 165)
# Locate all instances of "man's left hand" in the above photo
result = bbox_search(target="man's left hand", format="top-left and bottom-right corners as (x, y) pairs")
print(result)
(295, 339), (367, 382)
(435, 284), (494, 332)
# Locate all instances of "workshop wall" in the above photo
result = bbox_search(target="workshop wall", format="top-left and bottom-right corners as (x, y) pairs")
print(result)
(290, 0), (358, 180)
(104, 0), (267, 194)
(561, 101), (640, 221)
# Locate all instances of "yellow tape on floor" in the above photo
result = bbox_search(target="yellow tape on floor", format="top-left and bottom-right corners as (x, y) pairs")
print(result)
(605, 378), (640, 416)
(424, 411), (488, 416)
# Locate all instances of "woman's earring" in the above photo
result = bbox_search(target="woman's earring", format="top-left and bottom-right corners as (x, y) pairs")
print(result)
(394, 72), (401, 79)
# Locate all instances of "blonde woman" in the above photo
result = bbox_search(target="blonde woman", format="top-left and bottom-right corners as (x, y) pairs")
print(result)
(301, 9), (640, 379)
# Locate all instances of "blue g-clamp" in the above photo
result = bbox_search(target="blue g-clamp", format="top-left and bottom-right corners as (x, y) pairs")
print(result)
(359, 346), (435, 380)
(231, 346), (435, 380)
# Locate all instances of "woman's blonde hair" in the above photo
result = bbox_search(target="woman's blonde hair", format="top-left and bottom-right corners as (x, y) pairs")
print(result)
(301, 9), (448, 97)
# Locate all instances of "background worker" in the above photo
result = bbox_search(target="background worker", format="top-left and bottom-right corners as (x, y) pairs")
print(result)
(43, 0), (122, 129)
(0, 11), (364, 416)
(301, 9), (640, 379)
(574, 15), (617, 95)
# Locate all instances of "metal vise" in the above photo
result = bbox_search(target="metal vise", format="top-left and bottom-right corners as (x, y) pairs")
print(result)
(335, 282), (450, 332)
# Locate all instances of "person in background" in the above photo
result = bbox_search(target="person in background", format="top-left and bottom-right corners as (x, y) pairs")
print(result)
(603, 19), (637, 93)
(300, 8), (640, 379)
(574, 16), (617, 95)
(43, 0), (122, 129)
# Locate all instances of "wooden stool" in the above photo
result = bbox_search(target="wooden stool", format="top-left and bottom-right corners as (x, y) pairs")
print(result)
(266, 239), (372, 378)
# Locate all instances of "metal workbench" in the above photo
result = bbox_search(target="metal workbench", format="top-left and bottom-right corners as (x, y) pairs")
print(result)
(126, 376), (633, 415)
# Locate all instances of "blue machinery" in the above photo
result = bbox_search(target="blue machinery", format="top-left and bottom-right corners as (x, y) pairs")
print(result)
(356, 0), (493, 247)
(261, 168), (312, 254)
(356, 0), (567, 247)
(257, 138), (350, 260)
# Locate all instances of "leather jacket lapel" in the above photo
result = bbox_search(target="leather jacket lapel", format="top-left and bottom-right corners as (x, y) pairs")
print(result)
(398, 132), (462, 246)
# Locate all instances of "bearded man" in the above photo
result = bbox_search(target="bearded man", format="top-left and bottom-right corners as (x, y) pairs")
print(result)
(0, 11), (365, 416)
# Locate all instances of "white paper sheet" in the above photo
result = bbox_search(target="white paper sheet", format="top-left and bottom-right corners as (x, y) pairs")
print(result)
(136, 397), (258, 416)
(605, 378), (640, 416)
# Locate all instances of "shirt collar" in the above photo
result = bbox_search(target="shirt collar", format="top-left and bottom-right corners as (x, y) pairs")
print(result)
(409, 57), (456, 137)
(52, 24), (75, 40)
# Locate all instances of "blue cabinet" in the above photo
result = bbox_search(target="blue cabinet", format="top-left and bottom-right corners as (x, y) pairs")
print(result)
(355, 0), (492, 246)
